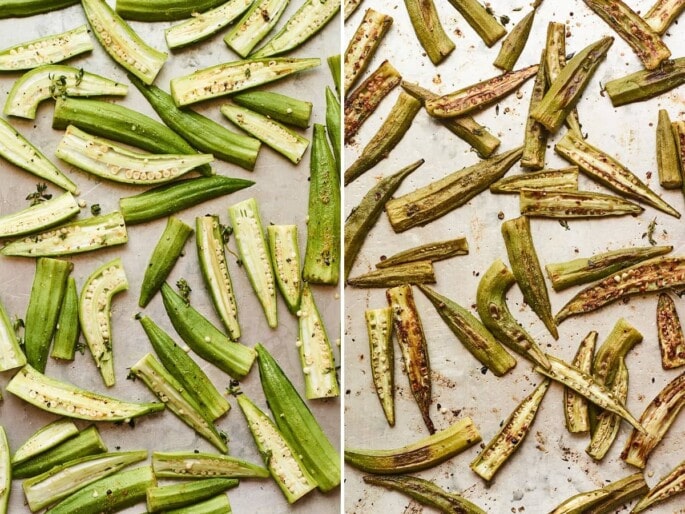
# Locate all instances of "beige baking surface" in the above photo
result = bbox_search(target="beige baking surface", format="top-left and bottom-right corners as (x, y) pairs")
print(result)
(344, 1), (685, 512)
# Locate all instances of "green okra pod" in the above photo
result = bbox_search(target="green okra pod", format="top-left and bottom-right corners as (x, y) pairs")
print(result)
(328, 54), (341, 94)
(224, 0), (289, 57)
(470, 379), (550, 481)
(564, 332), (596, 433)
(476, 260), (549, 369)
(376, 237), (468, 269)
(583, 473), (648, 514)
(632, 458), (685, 512)
(0, 294), (27, 372)
(404, 0), (455, 65)
(493, 7), (537, 71)
(386, 284), (434, 434)
(348, 261), (435, 288)
(656, 109), (682, 189)
(583, 0), (671, 70)
(490, 167), (578, 193)
(115, 0), (227, 21)
(656, 293), (685, 369)
(11, 419), (78, 466)
(549, 489), (611, 514)
(0, 0), (79, 18)
(50, 277), (80, 361)
(365, 307), (395, 426)
(0, 427), (8, 514)
(344, 8), (393, 96)
(147, 478), (238, 512)
(586, 360), (628, 460)
(165, 495), (231, 514)
(604, 57), (685, 106)
(233, 90), (313, 129)
(446, 0), (506, 47)
(385, 147), (522, 232)
(304, 125), (340, 284)
(419, 284), (517, 376)
(519, 189), (644, 218)
(643, 0), (685, 35)
(152, 451), (269, 479)
(592, 318), (643, 389)
(267, 225), (302, 315)
(0, 24), (91, 70)
(345, 159), (423, 280)
(501, 215), (557, 339)
(345, 91), (421, 185)
(326, 86), (341, 172)
(345, 416), (482, 474)
(0, 191), (80, 239)
(520, 49), (549, 170)
(363, 475), (486, 513)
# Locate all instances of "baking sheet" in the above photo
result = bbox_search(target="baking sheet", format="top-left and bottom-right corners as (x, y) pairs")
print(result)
(344, 1), (685, 512)
(0, 3), (340, 512)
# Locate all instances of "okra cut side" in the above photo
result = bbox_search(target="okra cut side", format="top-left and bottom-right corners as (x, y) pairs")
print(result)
(365, 307), (395, 427)
(643, 0), (685, 35)
(376, 237), (469, 269)
(656, 293), (685, 369)
(519, 189), (644, 218)
(583, 473), (649, 514)
(267, 224), (302, 315)
(223, 0), (290, 58)
(344, 8), (393, 96)
(632, 458), (685, 512)
(146, 478), (238, 512)
(604, 56), (685, 106)
(10, 419), (79, 466)
(403, 0), (455, 65)
(115, 0), (228, 21)
(50, 276), (80, 361)
(347, 261), (436, 288)
(446, 0), (506, 47)
(564, 331), (596, 433)
(0, 24), (92, 71)
(0, 191), (80, 241)
(0, 294), (26, 372)
(0, 427), (8, 514)
(520, 49), (549, 170)
(151, 451), (269, 479)
(656, 109), (682, 189)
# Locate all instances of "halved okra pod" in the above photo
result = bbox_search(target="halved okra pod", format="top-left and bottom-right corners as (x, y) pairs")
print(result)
(501, 215), (557, 339)
(549, 489), (611, 514)
(0, 427), (9, 514)
(586, 360), (628, 460)
(0, 191), (80, 239)
(166, 495), (231, 514)
(0, 294), (26, 371)
(446, 0), (506, 47)
(347, 261), (436, 288)
(519, 190), (643, 218)
(344, 8), (393, 96)
(490, 167), (578, 193)
(267, 224), (302, 315)
(470, 379), (550, 481)
(604, 57), (685, 106)
(583, 473), (648, 514)
(376, 237), (469, 269)
(493, 4), (539, 71)
(564, 332), (596, 433)
(365, 307), (394, 426)
(139, 217), (193, 308)
(233, 90), (313, 129)
(643, 0), (685, 34)
(223, 0), (289, 58)
(152, 451), (269, 479)
(632, 458), (685, 512)
(520, 50), (549, 170)
(403, 0), (454, 65)
(146, 478), (239, 512)
(656, 293), (685, 369)
(325, 87), (341, 172)
(50, 277), (80, 361)
(0, 24), (92, 70)
(116, 0), (228, 21)
(656, 109), (682, 188)
(674, 121), (685, 177)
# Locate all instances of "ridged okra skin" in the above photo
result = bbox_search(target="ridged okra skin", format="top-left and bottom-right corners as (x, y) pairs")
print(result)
(376, 237), (469, 269)
(404, 0), (455, 65)
(583, 473), (648, 514)
(347, 261), (436, 288)
(446, 0), (506, 47)
(0, 0), (78, 18)
(115, 0), (227, 21)
(0, 192), (80, 240)
(0, 293), (27, 372)
(325, 87), (341, 172)
(564, 331), (596, 433)
(604, 56), (685, 106)
(0, 426), (9, 514)
(493, 7), (537, 71)
(0, 25), (92, 71)
(10, 419), (78, 467)
(233, 90), (313, 129)
(365, 307), (395, 426)
(656, 109), (682, 189)
(50, 276), (80, 360)
(267, 224), (302, 315)
(165, 494), (232, 514)
(223, 0), (289, 58)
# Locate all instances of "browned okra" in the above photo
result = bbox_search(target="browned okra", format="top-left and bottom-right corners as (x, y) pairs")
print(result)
(344, 9), (393, 96)
(520, 50), (549, 170)
(586, 360), (628, 460)
(656, 110), (682, 189)
(400, 81), (501, 157)
(344, 159), (423, 280)
(673, 121), (685, 186)
(555, 256), (685, 323)
(501, 215), (557, 339)
(604, 57), (685, 106)
(656, 293), (685, 369)
(490, 167), (578, 193)
(632, 458), (685, 512)
(385, 146), (523, 232)
(344, 0), (363, 20)
(344, 91), (422, 185)
(344, 60), (401, 144)
(492, 5), (538, 71)
(446, 0), (506, 47)
(365, 308), (395, 426)
(555, 131), (680, 218)
(425, 65), (538, 118)
(621, 370), (685, 468)
(519, 189), (643, 218)
(470, 379), (550, 481)
(583, 0), (671, 70)
(583, 473), (648, 514)
(419, 284), (517, 376)
(404, 0), (454, 65)
(549, 488), (611, 514)
(375, 237), (468, 269)
(643, 0), (685, 35)
(348, 261), (435, 288)
(564, 331), (596, 433)
(386, 284), (434, 434)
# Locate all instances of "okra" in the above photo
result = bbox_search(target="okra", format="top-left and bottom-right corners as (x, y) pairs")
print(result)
(545, 244), (673, 292)
(303, 125), (340, 284)
(556, 131), (680, 218)
(556, 256), (685, 323)
(404, 0), (454, 65)
(365, 307), (394, 426)
(171, 57), (320, 106)
(233, 90), (313, 129)
(446, 0), (506, 47)
(584, 0), (671, 70)
(220, 103), (309, 164)
(23, 257), (72, 372)
(376, 237), (469, 269)
(345, 91), (421, 185)
(1, 0), (79, 17)
(115, 0), (228, 21)
(1, 210), (128, 257)
(254, 343), (341, 492)
(621, 370), (685, 468)
(129, 76), (261, 171)
(0, 426), (8, 514)
(345, 416), (482, 474)
(347, 261), (436, 288)
(549, 489), (611, 514)
(386, 284), (434, 433)
(643, 0), (685, 35)
(139, 315), (230, 420)
(344, 8), (393, 95)
(12, 426), (106, 479)
(236, 394), (316, 503)
(53, 97), (212, 176)
(326, 87), (341, 171)
(363, 475), (486, 514)
(470, 379), (550, 481)
(564, 332), (596, 433)
(674, 121), (685, 180)
(224, 0), (289, 57)
(400, 81), (501, 157)
(586, 360), (628, 460)
(0, 25), (92, 71)
(425, 64), (539, 118)
(251, 0), (341, 57)
(267, 225), (302, 315)
(227, 197), (278, 328)
(11, 419), (78, 466)
(161, 282), (256, 379)
(50, 277), (80, 360)
(45, 465), (155, 514)
(656, 109), (682, 188)
(196, 216), (241, 339)
(120, 176), (254, 225)
(501, 215), (557, 339)
(519, 189), (644, 218)
(166, 494), (231, 514)
(657, 293), (685, 369)
(493, 6), (537, 71)
(475, 260), (550, 369)
(147, 478), (238, 512)
(4, 65), (127, 120)
(6, 364), (165, 421)
(632, 458), (685, 512)
(583, 473), (648, 514)
(520, 50), (549, 169)
(82, 0), (167, 84)
(0, 191), (79, 239)
(0, 117), (78, 194)
(0, 294), (27, 372)
(490, 167), (578, 193)
(23, 450), (147, 512)
(345, 159), (423, 279)
(604, 57), (685, 106)
(344, 0), (362, 20)
(152, 451), (269, 479)
(328, 53), (341, 94)
(531, 37), (613, 134)
(386, 147), (523, 232)
(345, 60), (401, 143)
(130, 353), (228, 452)
(139, 217), (193, 307)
